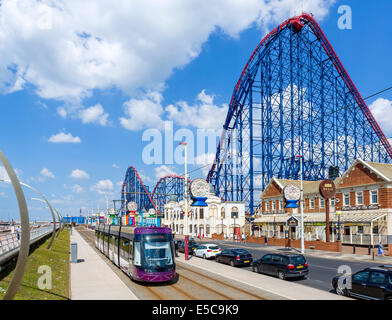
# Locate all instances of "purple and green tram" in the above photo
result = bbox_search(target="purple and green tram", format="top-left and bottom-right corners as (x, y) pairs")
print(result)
(95, 224), (176, 282)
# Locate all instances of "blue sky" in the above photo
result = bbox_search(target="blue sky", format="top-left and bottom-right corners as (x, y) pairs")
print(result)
(1, 0), (392, 220)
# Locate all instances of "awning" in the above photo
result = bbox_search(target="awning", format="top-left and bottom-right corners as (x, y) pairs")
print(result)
(254, 211), (388, 225)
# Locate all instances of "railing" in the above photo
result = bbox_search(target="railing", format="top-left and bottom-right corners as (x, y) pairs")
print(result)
(0, 224), (59, 264)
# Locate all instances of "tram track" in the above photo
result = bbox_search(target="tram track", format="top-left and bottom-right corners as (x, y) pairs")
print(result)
(76, 227), (268, 300)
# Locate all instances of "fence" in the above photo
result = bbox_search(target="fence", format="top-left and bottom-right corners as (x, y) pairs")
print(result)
(0, 224), (58, 260)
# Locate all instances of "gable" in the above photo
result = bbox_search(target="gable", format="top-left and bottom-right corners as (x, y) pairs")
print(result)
(338, 163), (384, 188)
(262, 180), (282, 198)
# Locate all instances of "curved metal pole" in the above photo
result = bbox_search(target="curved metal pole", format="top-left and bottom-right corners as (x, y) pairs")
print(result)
(0, 151), (30, 300)
(20, 183), (56, 249)
(54, 208), (62, 238)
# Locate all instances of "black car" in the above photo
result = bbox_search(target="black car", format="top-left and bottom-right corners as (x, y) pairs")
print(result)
(178, 240), (199, 254)
(332, 265), (392, 300)
(216, 248), (253, 267)
(251, 253), (309, 280)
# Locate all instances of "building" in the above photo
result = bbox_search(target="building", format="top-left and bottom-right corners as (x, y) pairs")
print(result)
(163, 186), (246, 238)
(255, 159), (392, 247)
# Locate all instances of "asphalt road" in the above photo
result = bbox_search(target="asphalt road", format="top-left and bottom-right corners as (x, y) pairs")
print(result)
(192, 240), (381, 293)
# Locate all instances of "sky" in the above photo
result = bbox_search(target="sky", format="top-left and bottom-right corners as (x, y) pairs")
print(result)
(1, 0), (392, 221)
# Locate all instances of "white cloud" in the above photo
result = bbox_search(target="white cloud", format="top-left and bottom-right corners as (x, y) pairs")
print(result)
(71, 184), (84, 194)
(120, 91), (164, 131)
(195, 152), (216, 176)
(0, 191), (8, 198)
(48, 132), (81, 143)
(369, 98), (392, 136)
(40, 167), (55, 179)
(112, 164), (120, 169)
(166, 90), (228, 130)
(90, 179), (114, 195)
(0, 0), (335, 103)
(78, 104), (109, 126)
(70, 169), (90, 180)
(154, 165), (178, 180)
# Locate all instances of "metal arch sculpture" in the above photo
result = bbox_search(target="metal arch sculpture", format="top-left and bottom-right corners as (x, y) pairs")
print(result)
(207, 13), (392, 216)
(152, 175), (191, 214)
(120, 166), (158, 214)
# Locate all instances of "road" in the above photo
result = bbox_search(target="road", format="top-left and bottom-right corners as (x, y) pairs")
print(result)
(199, 240), (381, 293)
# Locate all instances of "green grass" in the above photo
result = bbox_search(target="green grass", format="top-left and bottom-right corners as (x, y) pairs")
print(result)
(0, 229), (70, 300)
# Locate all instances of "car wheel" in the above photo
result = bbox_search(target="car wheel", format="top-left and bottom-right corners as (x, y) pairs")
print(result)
(203, 254), (206, 259)
(278, 271), (286, 280)
(334, 283), (348, 296)
(252, 264), (259, 273)
(216, 256), (220, 263)
(385, 296), (392, 301)
(230, 260), (235, 267)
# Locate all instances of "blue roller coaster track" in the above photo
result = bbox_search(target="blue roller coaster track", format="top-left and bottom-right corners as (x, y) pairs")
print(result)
(206, 13), (392, 217)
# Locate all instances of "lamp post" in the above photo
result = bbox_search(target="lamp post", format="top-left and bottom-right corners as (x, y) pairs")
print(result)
(273, 214), (276, 238)
(337, 211), (342, 242)
(296, 155), (305, 254)
(179, 142), (189, 261)
(31, 198), (62, 238)
(0, 150), (29, 300)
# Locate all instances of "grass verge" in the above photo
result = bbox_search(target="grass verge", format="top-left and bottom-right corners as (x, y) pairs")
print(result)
(0, 229), (70, 300)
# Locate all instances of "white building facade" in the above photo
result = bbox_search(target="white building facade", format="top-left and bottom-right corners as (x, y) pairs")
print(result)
(163, 190), (246, 238)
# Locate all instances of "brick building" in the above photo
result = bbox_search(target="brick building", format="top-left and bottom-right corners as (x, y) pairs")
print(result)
(254, 159), (392, 251)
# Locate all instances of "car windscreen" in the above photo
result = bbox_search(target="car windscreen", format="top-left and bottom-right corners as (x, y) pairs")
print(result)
(208, 246), (220, 250)
(140, 234), (174, 271)
(289, 255), (306, 265)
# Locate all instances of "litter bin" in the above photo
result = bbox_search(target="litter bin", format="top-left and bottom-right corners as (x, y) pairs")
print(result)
(71, 242), (78, 263)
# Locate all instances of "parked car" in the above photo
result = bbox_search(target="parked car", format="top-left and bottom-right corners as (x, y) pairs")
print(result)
(194, 244), (222, 259)
(251, 252), (308, 280)
(178, 240), (199, 255)
(332, 265), (392, 300)
(216, 248), (253, 267)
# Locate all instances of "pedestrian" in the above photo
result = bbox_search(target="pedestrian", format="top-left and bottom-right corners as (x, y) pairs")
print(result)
(264, 235), (268, 246)
(202, 233), (205, 240)
(16, 226), (21, 240)
(242, 233), (246, 243)
(378, 242), (384, 257)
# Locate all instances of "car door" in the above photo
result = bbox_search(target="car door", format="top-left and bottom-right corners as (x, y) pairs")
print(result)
(270, 255), (283, 275)
(196, 245), (205, 257)
(367, 271), (388, 300)
(259, 255), (273, 274)
(220, 250), (230, 264)
(351, 271), (370, 298)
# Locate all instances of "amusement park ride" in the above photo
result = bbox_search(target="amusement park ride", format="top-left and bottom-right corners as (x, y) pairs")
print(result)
(119, 14), (392, 220)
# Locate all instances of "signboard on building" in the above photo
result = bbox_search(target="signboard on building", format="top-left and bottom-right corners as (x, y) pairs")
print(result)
(283, 184), (300, 208)
(190, 178), (209, 207)
(286, 216), (299, 227)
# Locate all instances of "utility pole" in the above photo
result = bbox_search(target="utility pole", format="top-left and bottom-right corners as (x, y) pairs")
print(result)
(180, 142), (189, 261)
(297, 155), (305, 254)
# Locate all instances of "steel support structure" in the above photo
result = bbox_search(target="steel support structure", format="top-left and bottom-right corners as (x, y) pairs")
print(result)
(207, 14), (392, 216)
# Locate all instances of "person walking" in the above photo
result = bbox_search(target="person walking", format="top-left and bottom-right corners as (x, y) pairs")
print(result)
(264, 235), (268, 246)
(378, 242), (384, 257)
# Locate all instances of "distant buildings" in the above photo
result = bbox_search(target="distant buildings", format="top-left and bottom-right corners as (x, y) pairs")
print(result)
(163, 186), (246, 238)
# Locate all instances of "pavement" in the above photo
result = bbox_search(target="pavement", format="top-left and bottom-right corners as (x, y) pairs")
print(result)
(176, 253), (350, 300)
(70, 228), (138, 300)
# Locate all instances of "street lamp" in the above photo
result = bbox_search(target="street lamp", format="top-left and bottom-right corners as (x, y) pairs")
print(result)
(179, 142), (189, 261)
(0, 150), (29, 300)
(337, 211), (342, 242)
(296, 155), (305, 254)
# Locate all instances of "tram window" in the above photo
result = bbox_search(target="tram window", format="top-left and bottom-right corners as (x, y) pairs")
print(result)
(134, 241), (141, 266)
(120, 238), (129, 260)
(128, 240), (134, 260)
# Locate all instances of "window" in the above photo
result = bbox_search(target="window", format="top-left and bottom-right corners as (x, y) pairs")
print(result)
(310, 198), (315, 209)
(221, 208), (225, 219)
(262, 255), (272, 262)
(352, 271), (369, 282)
(358, 226), (363, 234)
(265, 202), (269, 212)
(344, 193), (350, 206)
(330, 197), (335, 208)
(371, 190), (378, 204)
(356, 191), (363, 205)
(272, 201), (276, 211)
(279, 200), (283, 210)
(369, 272), (386, 284)
(319, 198), (325, 209)
(200, 208), (204, 219)
(373, 226), (379, 234)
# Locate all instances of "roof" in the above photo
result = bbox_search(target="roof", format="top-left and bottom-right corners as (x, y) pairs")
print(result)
(254, 211), (387, 225)
(364, 161), (392, 181)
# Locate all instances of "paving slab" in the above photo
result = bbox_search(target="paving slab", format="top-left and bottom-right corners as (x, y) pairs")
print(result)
(70, 229), (138, 300)
(176, 253), (350, 300)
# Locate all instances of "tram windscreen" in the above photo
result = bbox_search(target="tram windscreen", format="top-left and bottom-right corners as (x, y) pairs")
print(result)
(141, 234), (174, 272)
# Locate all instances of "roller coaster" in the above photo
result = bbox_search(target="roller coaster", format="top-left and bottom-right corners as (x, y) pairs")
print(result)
(121, 13), (392, 219)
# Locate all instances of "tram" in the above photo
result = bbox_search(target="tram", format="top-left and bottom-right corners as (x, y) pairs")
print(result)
(95, 224), (176, 282)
